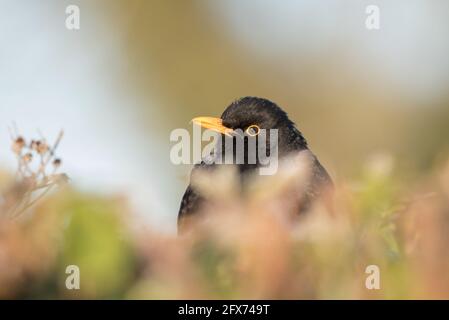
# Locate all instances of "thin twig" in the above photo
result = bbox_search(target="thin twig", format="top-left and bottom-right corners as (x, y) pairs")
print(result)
(12, 184), (56, 218)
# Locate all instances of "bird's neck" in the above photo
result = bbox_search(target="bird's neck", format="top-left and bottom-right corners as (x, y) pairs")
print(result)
(278, 124), (309, 155)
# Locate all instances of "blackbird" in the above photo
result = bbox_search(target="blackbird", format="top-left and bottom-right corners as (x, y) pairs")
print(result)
(178, 97), (333, 231)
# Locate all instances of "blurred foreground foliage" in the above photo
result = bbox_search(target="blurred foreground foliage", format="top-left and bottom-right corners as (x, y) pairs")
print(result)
(1, 156), (449, 299)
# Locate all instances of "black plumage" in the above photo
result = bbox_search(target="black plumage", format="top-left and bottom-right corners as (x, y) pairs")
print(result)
(178, 97), (332, 231)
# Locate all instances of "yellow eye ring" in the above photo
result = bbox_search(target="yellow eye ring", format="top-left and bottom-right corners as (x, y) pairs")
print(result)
(246, 124), (260, 136)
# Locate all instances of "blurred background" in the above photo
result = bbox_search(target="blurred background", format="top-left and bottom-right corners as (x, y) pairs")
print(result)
(1, 0), (449, 233)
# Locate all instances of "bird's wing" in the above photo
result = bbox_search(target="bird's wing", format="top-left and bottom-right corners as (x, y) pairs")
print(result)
(310, 155), (333, 188)
(297, 150), (334, 213)
(177, 160), (212, 230)
(178, 184), (203, 225)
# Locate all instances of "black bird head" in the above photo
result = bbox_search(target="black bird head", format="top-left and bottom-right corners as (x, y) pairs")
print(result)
(179, 97), (333, 230)
(192, 97), (308, 158)
(221, 97), (292, 132)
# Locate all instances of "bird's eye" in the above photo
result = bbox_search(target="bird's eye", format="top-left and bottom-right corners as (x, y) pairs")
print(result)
(245, 124), (260, 136)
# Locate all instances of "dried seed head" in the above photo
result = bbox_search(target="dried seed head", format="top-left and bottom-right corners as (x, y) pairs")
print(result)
(12, 136), (25, 154)
(36, 141), (49, 154)
(32, 140), (41, 151)
(16, 136), (25, 145)
(53, 158), (62, 167)
(23, 153), (33, 163)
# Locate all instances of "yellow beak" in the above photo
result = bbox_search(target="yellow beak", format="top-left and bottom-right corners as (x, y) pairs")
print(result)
(191, 117), (234, 136)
